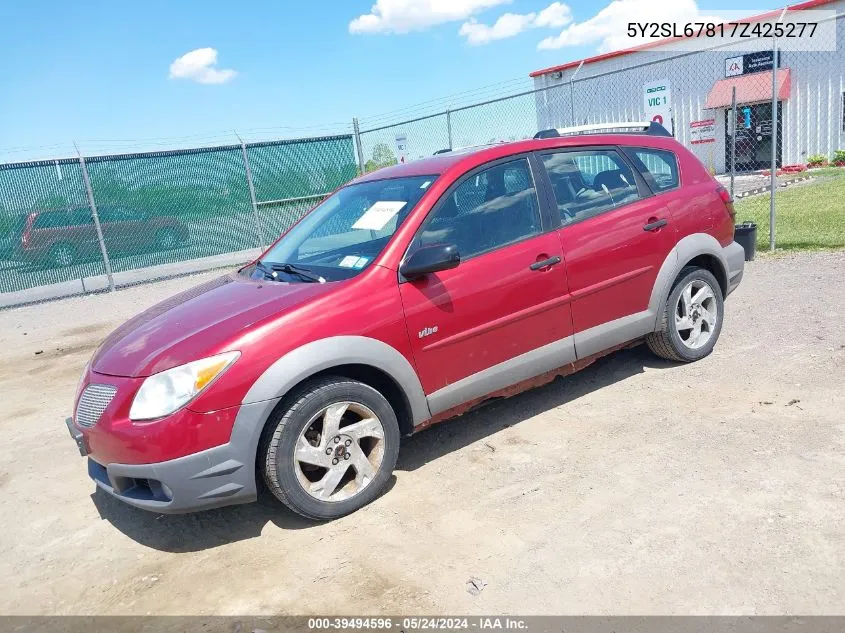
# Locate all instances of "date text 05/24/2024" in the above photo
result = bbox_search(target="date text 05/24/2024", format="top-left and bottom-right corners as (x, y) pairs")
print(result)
(307, 618), (528, 631)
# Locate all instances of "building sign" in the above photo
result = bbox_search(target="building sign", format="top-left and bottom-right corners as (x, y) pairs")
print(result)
(644, 79), (672, 133)
(725, 51), (780, 78)
(725, 56), (744, 77)
(394, 133), (409, 163)
(690, 119), (716, 144)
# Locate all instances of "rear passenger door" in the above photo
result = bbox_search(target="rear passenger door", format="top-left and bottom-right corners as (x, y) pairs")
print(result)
(399, 156), (573, 415)
(538, 146), (676, 358)
(98, 208), (143, 253)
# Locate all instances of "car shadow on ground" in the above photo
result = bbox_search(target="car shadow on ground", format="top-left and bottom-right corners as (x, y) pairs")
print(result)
(92, 344), (676, 552)
(395, 344), (675, 472)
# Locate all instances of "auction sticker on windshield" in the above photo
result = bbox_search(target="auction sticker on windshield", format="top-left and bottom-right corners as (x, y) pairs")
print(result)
(351, 201), (407, 231)
(338, 255), (369, 268)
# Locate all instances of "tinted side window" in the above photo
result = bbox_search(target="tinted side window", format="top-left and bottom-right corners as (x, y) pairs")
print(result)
(630, 148), (679, 192)
(541, 149), (641, 226)
(100, 207), (142, 222)
(34, 210), (90, 228)
(417, 158), (541, 260)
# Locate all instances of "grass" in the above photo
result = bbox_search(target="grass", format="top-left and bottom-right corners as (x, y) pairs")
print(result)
(734, 167), (845, 252)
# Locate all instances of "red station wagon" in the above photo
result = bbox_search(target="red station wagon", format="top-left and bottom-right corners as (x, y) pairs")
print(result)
(16, 207), (189, 266)
(66, 122), (745, 520)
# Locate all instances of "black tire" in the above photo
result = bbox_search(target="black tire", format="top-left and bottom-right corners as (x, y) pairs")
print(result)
(49, 242), (76, 267)
(260, 376), (400, 520)
(646, 266), (725, 363)
(155, 227), (180, 250)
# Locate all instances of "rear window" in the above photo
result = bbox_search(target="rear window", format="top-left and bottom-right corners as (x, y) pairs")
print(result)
(627, 148), (679, 192)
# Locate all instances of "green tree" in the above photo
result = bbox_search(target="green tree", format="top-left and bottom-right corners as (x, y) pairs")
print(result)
(364, 143), (398, 173)
(32, 194), (72, 211)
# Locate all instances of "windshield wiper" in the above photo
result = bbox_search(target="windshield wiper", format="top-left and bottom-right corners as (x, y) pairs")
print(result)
(256, 260), (325, 283)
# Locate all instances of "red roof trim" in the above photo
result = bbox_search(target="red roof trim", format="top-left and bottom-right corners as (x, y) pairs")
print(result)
(529, 0), (837, 78)
(703, 68), (792, 108)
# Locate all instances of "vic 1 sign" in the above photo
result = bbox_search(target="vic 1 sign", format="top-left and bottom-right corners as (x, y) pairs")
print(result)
(644, 79), (672, 133)
(394, 133), (409, 163)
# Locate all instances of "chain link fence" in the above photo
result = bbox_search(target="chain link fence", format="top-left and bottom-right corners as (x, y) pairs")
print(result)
(356, 11), (845, 253)
(2, 12), (844, 305)
(0, 135), (356, 301)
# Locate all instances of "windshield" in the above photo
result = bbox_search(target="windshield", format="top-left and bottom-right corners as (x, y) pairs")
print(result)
(254, 175), (436, 282)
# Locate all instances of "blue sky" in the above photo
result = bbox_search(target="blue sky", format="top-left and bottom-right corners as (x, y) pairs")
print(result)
(0, 0), (765, 161)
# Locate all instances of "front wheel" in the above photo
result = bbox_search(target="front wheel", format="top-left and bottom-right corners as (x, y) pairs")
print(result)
(260, 377), (400, 520)
(646, 266), (724, 363)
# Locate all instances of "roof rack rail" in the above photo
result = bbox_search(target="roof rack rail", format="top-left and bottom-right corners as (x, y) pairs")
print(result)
(432, 142), (504, 156)
(534, 121), (672, 139)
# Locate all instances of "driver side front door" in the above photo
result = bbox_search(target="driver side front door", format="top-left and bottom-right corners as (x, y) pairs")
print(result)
(399, 156), (574, 416)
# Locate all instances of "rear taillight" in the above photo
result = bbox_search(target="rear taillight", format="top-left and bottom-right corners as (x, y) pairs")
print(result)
(716, 186), (736, 219)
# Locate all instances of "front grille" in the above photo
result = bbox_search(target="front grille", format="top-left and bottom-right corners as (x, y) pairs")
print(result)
(75, 384), (117, 428)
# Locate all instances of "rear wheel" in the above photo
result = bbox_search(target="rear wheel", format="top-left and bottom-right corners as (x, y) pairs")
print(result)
(646, 266), (724, 362)
(49, 242), (76, 267)
(260, 377), (400, 520)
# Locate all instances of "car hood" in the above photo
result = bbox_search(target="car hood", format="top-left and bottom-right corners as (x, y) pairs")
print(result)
(92, 273), (338, 377)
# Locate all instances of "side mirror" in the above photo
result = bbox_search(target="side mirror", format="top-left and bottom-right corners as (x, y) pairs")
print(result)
(400, 243), (460, 280)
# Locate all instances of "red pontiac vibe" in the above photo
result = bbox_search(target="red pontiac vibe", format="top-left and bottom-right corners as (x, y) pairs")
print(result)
(66, 123), (744, 520)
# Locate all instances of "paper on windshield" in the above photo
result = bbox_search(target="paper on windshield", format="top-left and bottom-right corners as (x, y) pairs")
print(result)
(339, 255), (370, 269)
(339, 255), (361, 268)
(351, 201), (407, 231)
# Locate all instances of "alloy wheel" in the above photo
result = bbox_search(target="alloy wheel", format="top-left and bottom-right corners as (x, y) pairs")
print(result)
(293, 402), (386, 503)
(675, 279), (718, 349)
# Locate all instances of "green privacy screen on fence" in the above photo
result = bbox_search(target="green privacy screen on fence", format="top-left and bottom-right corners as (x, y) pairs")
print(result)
(0, 134), (357, 296)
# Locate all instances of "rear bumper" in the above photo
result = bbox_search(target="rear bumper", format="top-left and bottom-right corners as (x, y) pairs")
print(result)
(723, 240), (745, 296)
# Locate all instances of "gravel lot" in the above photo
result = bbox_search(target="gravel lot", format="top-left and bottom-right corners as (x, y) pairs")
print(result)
(1, 250), (843, 615)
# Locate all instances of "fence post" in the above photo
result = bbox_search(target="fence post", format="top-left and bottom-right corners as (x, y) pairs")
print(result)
(769, 44), (778, 251)
(76, 144), (115, 292)
(769, 9), (786, 251)
(237, 134), (267, 251)
(730, 86), (737, 199)
(446, 107), (453, 150)
(569, 60), (584, 127)
(352, 118), (366, 175)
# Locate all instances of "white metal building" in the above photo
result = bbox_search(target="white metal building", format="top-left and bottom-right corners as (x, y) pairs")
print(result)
(531, 0), (845, 173)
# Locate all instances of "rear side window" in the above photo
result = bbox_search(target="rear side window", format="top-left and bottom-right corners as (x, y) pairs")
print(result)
(628, 148), (679, 192)
(33, 210), (90, 228)
(540, 149), (641, 226)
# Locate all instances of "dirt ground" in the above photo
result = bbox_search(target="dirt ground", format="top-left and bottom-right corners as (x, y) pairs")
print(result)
(1, 250), (843, 615)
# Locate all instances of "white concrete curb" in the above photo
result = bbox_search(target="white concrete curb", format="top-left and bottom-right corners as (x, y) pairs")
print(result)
(0, 248), (262, 309)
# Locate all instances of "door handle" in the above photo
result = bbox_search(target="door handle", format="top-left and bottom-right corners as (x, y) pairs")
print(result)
(643, 218), (668, 232)
(529, 256), (562, 271)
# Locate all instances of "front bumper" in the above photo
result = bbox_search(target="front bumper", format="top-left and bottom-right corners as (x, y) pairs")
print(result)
(65, 399), (278, 514)
(85, 442), (255, 514)
(724, 240), (745, 296)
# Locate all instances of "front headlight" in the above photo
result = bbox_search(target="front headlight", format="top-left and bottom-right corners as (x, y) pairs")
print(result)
(129, 351), (240, 421)
(74, 360), (90, 405)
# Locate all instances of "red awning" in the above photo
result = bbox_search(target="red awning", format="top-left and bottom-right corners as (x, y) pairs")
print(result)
(704, 69), (791, 109)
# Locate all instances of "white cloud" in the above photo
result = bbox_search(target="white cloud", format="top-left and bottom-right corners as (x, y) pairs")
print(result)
(534, 2), (572, 28)
(350, 0), (510, 34)
(459, 2), (572, 45)
(460, 13), (535, 44)
(168, 48), (237, 84)
(537, 0), (727, 52)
